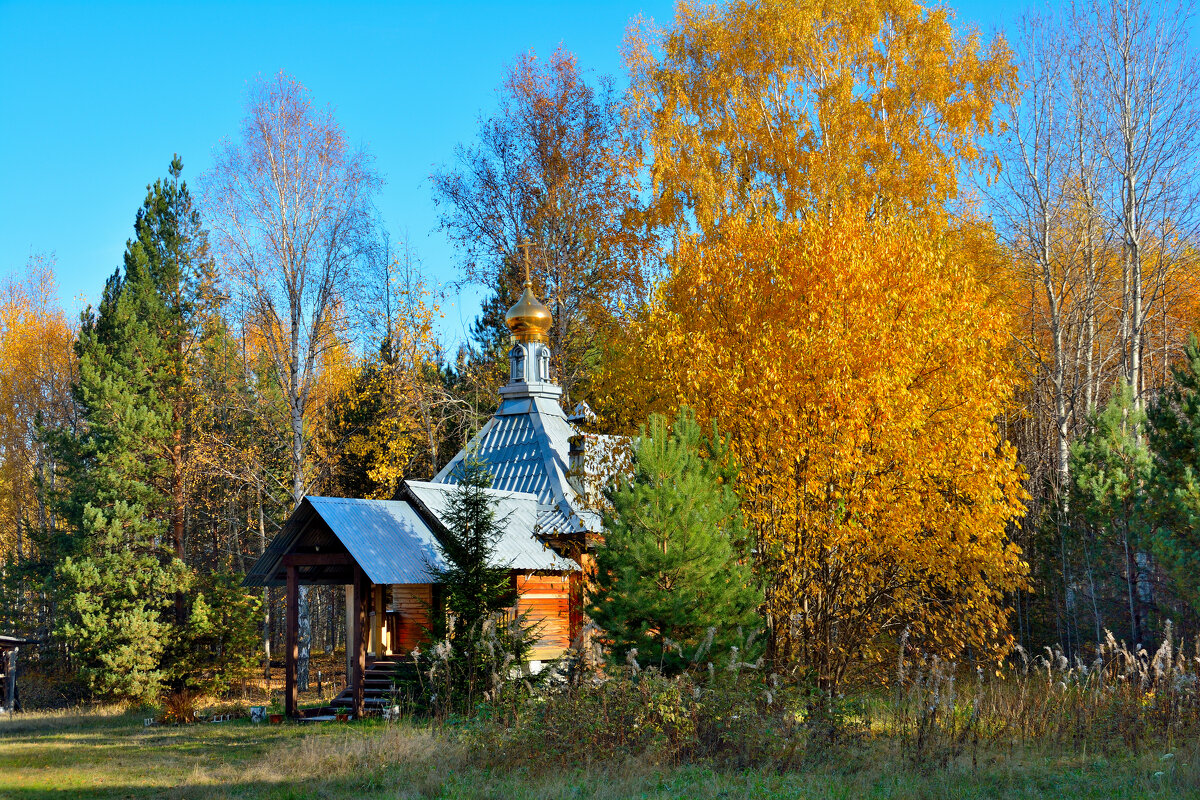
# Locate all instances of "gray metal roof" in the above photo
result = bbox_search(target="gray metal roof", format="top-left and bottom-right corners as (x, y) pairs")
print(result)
(405, 482), (576, 571)
(244, 491), (576, 588)
(432, 395), (610, 536)
(305, 497), (442, 584)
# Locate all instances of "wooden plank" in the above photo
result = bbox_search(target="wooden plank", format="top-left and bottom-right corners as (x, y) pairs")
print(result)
(285, 564), (298, 718)
(515, 573), (572, 661)
(389, 584), (433, 655)
(373, 585), (385, 655)
(352, 566), (367, 719)
(344, 586), (354, 685)
(569, 571), (583, 643)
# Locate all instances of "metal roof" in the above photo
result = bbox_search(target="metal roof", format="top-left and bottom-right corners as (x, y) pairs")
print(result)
(245, 491), (576, 588)
(432, 395), (609, 536)
(305, 497), (442, 585)
(405, 482), (576, 572)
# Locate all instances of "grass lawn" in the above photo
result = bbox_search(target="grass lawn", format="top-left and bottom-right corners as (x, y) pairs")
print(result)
(0, 709), (1196, 799)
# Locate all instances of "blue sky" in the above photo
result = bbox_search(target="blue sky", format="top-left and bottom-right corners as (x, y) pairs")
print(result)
(0, 0), (1024, 346)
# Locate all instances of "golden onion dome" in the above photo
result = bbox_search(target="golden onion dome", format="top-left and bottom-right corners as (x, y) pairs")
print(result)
(504, 281), (552, 341)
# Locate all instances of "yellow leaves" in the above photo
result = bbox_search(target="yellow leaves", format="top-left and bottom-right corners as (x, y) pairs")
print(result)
(0, 255), (76, 558)
(649, 206), (1028, 682)
(630, 0), (1014, 230)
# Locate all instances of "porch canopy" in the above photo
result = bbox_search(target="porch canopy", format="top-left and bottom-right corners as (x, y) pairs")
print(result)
(245, 488), (575, 717)
(245, 496), (446, 589)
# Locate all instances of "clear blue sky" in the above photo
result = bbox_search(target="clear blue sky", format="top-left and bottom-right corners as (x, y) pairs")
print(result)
(0, 0), (1022, 346)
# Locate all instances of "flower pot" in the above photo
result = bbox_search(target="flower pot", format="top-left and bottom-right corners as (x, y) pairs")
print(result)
(268, 714), (284, 724)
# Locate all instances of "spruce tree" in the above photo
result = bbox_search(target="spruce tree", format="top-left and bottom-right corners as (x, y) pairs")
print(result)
(589, 407), (760, 673)
(1147, 334), (1200, 618)
(430, 457), (517, 637)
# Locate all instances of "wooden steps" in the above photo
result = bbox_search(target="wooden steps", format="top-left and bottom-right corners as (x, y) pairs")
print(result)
(328, 659), (420, 714)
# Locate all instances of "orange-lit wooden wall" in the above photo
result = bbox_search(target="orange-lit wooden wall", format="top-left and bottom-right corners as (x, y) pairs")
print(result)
(515, 572), (572, 661)
(373, 573), (576, 662)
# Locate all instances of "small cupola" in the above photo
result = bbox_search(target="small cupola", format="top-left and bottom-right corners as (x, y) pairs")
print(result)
(504, 281), (552, 343)
(500, 245), (560, 399)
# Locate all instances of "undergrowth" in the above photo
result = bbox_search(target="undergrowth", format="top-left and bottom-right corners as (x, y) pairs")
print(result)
(455, 621), (1200, 777)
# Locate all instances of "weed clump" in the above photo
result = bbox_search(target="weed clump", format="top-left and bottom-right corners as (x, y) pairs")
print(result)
(463, 622), (1200, 774)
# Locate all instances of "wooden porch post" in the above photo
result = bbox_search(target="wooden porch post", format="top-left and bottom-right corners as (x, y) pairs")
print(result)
(285, 564), (298, 718)
(344, 586), (354, 685)
(352, 565), (368, 719)
(373, 585), (386, 656)
(3, 648), (16, 714)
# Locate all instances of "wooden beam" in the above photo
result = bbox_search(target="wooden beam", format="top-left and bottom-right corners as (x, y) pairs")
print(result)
(285, 564), (298, 718)
(3, 647), (15, 714)
(344, 586), (354, 687)
(352, 565), (368, 720)
(373, 584), (385, 656)
(282, 552), (352, 567)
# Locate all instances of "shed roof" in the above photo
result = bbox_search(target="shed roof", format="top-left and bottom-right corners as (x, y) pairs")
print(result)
(245, 491), (575, 588)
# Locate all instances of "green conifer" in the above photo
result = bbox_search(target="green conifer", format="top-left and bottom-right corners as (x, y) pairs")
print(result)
(1147, 334), (1200, 618)
(1069, 380), (1153, 646)
(589, 407), (761, 673)
(430, 457), (517, 636)
(51, 275), (183, 701)
(47, 157), (241, 701)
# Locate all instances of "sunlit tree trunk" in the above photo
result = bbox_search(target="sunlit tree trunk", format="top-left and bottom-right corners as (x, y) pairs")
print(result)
(203, 72), (380, 689)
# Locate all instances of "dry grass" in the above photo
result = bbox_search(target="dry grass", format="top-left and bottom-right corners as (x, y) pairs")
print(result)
(892, 623), (1200, 765)
(1, 707), (1197, 799)
(0, 704), (129, 735)
(5, 627), (1200, 798)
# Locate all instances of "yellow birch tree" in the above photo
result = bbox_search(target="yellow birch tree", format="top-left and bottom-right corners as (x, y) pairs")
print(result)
(653, 211), (1028, 686)
(630, 0), (1029, 684)
(0, 256), (75, 562)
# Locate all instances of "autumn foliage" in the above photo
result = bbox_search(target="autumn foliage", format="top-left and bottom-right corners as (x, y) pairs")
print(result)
(650, 210), (1028, 685)
(0, 258), (75, 560)
(6, 0), (1200, 712)
(627, 0), (1014, 227)
(627, 0), (1030, 684)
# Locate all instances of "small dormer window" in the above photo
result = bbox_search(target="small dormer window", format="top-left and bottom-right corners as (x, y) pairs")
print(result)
(510, 344), (526, 381)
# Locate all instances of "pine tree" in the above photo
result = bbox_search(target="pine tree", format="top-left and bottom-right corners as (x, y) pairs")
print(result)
(50, 273), (184, 701)
(120, 154), (219, 576)
(430, 457), (517, 637)
(45, 157), (232, 701)
(589, 407), (760, 673)
(1147, 334), (1200, 618)
(1069, 380), (1153, 647)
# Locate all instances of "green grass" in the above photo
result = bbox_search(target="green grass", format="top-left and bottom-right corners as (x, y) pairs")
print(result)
(0, 709), (1196, 799)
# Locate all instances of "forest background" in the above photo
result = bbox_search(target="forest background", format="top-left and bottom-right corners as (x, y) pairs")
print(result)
(3, 0), (1200, 705)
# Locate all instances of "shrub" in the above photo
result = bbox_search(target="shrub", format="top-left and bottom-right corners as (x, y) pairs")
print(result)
(160, 689), (198, 725)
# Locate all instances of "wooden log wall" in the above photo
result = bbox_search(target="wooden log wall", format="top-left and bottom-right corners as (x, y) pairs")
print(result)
(389, 584), (433, 656)
(516, 573), (571, 661)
